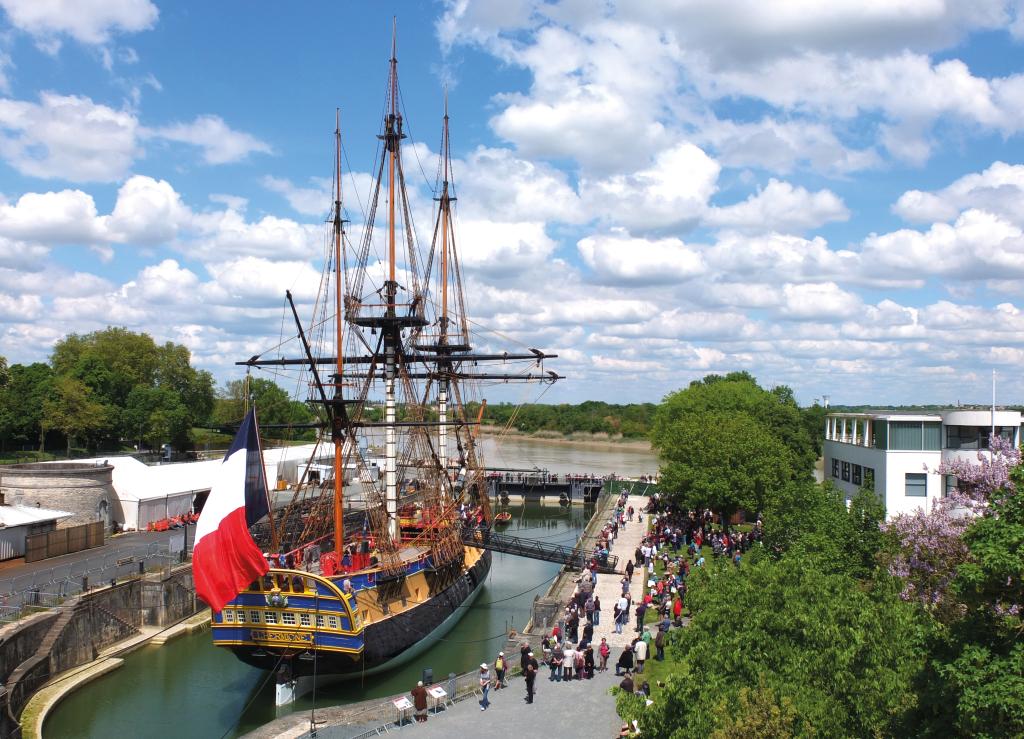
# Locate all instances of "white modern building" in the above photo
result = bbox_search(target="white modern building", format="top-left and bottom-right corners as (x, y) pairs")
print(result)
(823, 409), (1022, 518)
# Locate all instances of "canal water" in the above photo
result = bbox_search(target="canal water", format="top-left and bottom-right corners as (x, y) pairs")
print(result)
(44, 438), (658, 739)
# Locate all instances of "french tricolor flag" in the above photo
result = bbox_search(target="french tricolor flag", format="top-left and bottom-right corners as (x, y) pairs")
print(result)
(193, 409), (271, 612)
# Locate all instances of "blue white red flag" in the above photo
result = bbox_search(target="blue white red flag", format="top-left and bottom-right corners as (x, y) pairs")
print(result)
(193, 409), (270, 612)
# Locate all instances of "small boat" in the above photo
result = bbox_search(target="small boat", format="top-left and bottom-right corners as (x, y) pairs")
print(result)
(494, 512), (513, 526)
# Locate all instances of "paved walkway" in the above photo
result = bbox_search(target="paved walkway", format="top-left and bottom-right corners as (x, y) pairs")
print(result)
(592, 495), (647, 651)
(302, 669), (625, 739)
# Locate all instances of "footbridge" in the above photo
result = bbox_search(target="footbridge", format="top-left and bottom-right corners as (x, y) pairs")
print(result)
(461, 527), (620, 574)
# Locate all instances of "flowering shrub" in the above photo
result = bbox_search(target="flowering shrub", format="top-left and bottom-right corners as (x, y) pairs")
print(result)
(936, 434), (1020, 503)
(884, 434), (1020, 616)
(882, 496), (970, 614)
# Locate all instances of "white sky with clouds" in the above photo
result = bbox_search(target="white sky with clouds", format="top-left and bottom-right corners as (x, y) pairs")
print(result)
(1, 0), (1024, 406)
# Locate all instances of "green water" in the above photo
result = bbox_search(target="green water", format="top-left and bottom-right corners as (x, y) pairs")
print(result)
(43, 503), (594, 739)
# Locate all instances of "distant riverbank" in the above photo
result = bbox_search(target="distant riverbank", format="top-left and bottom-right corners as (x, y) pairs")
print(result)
(478, 425), (653, 452)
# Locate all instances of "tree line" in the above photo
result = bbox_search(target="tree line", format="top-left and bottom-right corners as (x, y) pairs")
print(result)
(0, 328), (314, 457)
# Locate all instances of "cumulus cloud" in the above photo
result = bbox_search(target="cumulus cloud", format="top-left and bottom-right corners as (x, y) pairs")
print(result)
(0, 0), (158, 49)
(779, 282), (862, 320)
(103, 176), (190, 244)
(580, 143), (720, 232)
(708, 179), (849, 233)
(0, 93), (139, 182)
(262, 176), (331, 217)
(893, 161), (1024, 224)
(860, 208), (1024, 280)
(577, 232), (705, 285)
(698, 116), (880, 175)
(456, 146), (584, 223)
(452, 219), (557, 275)
(147, 115), (272, 165)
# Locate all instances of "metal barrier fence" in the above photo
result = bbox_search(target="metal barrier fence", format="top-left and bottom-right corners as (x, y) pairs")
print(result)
(0, 540), (187, 623)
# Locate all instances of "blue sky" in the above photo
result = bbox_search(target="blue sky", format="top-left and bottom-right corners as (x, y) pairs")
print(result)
(2, 1), (1024, 407)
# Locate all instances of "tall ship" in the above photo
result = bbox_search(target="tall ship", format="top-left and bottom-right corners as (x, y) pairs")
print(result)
(205, 33), (559, 704)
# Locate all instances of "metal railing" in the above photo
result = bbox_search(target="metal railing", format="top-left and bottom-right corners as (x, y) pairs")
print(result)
(461, 527), (620, 574)
(0, 541), (187, 623)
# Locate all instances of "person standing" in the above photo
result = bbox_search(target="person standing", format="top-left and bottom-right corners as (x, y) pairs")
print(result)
(411, 680), (428, 723)
(563, 643), (576, 681)
(592, 595), (602, 626)
(525, 651), (538, 704)
(635, 601), (647, 633)
(550, 642), (564, 682)
(494, 651), (507, 689)
(634, 637), (648, 674)
(478, 663), (491, 710)
(599, 637), (610, 672)
(654, 628), (665, 661)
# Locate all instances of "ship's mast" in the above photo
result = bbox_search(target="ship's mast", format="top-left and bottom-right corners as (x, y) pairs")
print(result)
(332, 109), (345, 561)
(383, 22), (400, 541)
(437, 91), (450, 485)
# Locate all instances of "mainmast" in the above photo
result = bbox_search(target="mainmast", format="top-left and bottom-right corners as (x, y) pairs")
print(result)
(332, 109), (345, 561)
(383, 22), (402, 542)
(437, 90), (451, 485)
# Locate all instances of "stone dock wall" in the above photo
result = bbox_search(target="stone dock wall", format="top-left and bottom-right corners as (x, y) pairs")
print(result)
(515, 490), (619, 651)
(0, 564), (198, 737)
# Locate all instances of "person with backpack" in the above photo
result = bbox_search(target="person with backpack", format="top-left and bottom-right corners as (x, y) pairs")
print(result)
(494, 651), (507, 688)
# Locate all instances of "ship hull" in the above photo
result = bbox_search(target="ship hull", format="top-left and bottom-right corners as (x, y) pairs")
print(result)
(224, 549), (491, 682)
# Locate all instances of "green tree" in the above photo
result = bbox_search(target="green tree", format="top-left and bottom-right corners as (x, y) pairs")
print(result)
(0, 363), (54, 451)
(652, 372), (816, 477)
(213, 378), (315, 439)
(801, 401), (829, 458)
(51, 327), (160, 409)
(911, 466), (1024, 736)
(42, 376), (107, 455)
(633, 557), (924, 738)
(763, 481), (885, 579)
(49, 327), (213, 448)
(652, 410), (793, 521)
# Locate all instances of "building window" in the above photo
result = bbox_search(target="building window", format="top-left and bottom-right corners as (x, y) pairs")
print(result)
(225, 610), (235, 623)
(236, 610), (245, 624)
(265, 611), (278, 625)
(300, 613), (311, 626)
(328, 615), (339, 629)
(905, 473), (927, 497)
(864, 468), (875, 491)
(852, 464), (862, 486)
(249, 610), (260, 624)
(316, 615), (325, 628)
(947, 425), (1013, 450)
(282, 612), (296, 625)
(841, 461), (850, 482)
(832, 459), (840, 478)
(944, 474), (959, 497)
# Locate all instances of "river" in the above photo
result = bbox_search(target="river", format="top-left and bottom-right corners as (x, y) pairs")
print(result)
(44, 437), (658, 738)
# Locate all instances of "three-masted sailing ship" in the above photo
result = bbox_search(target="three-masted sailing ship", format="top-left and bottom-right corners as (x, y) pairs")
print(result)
(207, 35), (559, 704)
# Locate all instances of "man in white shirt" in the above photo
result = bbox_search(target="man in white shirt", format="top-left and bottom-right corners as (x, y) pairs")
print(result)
(633, 638), (648, 674)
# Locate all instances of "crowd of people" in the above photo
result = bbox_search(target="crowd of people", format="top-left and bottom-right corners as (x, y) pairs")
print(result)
(406, 491), (764, 727)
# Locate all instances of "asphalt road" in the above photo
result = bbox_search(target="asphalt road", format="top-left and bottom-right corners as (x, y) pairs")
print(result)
(0, 526), (194, 610)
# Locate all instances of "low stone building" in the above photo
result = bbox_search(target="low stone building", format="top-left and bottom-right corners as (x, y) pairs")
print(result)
(0, 462), (115, 530)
